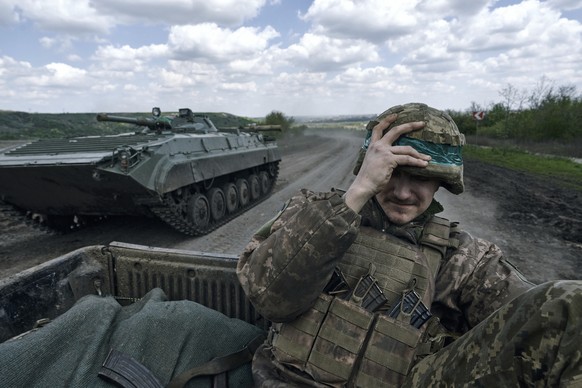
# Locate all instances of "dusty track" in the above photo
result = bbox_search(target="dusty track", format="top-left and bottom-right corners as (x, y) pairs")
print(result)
(1, 130), (580, 284)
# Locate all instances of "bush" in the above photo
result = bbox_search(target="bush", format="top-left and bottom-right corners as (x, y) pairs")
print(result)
(265, 111), (295, 131)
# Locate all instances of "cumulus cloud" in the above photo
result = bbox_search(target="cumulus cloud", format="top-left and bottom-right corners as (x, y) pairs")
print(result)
(284, 33), (379, 71)
(39, 36), (57, 49)
(4, 0), (269, 33)
(415, 0), (490, 17)
(168, 23), (279, 61)
(448, 1), (566, 52)
(39, 35), (75, 52)
(12, 0), (114, 34)
(376, 0), (582, 95)
(301, 0), (421, 42)
(546, 0), (582, 10)
(0, 61), (88, 111)
(440, 1), (582, 90)
(0, 1), (20, 25)
(0, 0), (581, 115)
(21, 63), (88, 88)
(0, 56), (31, 80)
(159, 60), (222, 89)
(93, 43), (168, 71)
(92, 0), (268, 26)
(219, 81), (257, 92)
(229, 57), (273, 75)
(267, 71), (328, 97)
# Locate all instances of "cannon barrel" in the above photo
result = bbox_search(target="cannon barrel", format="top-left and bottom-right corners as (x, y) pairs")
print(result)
(220, 124), (282, 132)
(96, 113), (156, 127)
(250, 125), (282, 132)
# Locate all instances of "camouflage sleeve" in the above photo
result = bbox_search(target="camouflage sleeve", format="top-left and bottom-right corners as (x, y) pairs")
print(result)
(236, 189), (361, 322)
(433, 230), (535, 332)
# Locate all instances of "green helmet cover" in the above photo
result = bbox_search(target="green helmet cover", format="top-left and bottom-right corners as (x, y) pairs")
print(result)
(353, 102), (466, 194)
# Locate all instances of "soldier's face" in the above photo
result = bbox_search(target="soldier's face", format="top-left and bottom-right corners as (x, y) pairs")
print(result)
(375, 169), (440, 225)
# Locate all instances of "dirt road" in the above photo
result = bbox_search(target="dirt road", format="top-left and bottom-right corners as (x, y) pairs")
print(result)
(1, 130), (580, 284)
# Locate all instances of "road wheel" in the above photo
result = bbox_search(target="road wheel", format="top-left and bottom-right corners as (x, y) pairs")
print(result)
(188, 193), (210, 229)
(223, 182), (238, 214)
(208, 188), (226, 221)
(236, 178), (250, 207)
(268, 162), (278, 177)
(259, 171), (271, 194)
(249, 174), (261, 200)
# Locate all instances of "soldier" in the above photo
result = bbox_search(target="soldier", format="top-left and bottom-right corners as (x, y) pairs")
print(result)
(237, 103), (582, 387)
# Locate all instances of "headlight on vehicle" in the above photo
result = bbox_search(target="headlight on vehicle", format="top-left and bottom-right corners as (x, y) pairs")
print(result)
(113, 146), (140, 173)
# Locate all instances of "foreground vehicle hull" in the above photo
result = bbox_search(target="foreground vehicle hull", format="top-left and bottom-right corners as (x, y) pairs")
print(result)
(0, 241), (268, 343)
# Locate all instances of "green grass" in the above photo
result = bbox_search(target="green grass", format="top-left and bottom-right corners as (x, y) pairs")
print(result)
(464, 144), (582, 191)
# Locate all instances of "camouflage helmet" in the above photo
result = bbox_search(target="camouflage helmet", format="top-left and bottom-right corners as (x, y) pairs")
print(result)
(353, 102), (466, 194)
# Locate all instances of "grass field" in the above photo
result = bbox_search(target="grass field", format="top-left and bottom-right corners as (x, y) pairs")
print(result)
(464, 144), (582, 191)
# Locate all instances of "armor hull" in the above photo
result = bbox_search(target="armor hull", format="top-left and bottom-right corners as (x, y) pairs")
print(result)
(0, 124), (281, 235)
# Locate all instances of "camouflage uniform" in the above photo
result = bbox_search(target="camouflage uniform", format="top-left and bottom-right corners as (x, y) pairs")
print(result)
(238, 190), (582, 386)
(237, 103), (582, 387)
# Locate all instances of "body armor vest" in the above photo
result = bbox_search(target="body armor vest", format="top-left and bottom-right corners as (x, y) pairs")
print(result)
(269, 215), (454, 387)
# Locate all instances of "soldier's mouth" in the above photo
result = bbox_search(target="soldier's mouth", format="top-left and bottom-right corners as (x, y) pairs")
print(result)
(389, 200), (417, 207)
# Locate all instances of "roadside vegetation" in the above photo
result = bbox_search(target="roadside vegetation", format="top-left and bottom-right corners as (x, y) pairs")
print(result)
(448, 77), (582, 191)
(450, 78), (580, 142)
(264, 111), (295, 131)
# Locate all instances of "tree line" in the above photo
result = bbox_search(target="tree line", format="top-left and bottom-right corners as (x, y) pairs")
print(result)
(448, 77), (581, 142)
(0, 111), (255, 140)
(1, 78), (579, 143)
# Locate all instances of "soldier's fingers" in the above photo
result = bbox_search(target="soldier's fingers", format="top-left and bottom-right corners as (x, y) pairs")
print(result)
(380, 121), (426, 144)
(370, 114), (398, 143)
(393, 153), (431, 168)
(391, 145), (432, 161)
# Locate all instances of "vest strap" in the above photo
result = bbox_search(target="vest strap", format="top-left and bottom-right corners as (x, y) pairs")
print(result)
(166, 334), (266, 388)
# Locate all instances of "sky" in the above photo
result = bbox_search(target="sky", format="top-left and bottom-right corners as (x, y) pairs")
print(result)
(0, 0), (581, 118)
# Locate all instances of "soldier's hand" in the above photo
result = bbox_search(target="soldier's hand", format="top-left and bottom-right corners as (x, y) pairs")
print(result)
(344, 114), (431, 213)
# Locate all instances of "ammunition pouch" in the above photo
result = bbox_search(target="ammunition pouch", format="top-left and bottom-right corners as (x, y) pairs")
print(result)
(270, 293), (436, 387)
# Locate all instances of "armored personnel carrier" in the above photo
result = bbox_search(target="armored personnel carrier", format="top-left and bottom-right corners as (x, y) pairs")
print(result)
(0, 108), (281, 236)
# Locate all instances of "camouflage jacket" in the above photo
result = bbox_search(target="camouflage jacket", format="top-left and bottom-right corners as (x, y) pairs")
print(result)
(237, 189), (534, 334)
